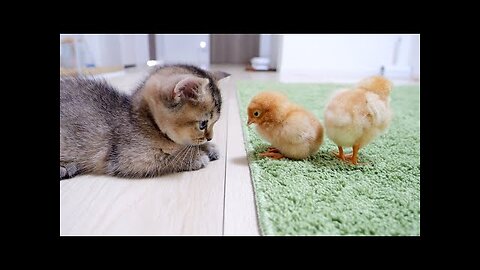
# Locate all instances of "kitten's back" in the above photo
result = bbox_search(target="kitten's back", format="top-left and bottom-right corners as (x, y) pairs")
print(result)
(60, 76), (131, 174)
(60, 76), (130, 120)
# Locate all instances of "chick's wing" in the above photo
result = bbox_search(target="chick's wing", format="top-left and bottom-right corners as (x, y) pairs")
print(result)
(278, 110), (317, 145)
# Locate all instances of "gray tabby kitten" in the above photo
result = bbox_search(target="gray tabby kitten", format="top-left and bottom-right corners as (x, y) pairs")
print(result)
(60, 64), (229, 180)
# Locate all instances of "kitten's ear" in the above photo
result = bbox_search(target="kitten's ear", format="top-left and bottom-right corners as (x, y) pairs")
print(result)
(172, 77), (209, 102)
(211, 71), (231, 82)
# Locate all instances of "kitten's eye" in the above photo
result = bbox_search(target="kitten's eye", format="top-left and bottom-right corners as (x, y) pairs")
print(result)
(253, 111), (260, 117)
(199, 120), (208, 130)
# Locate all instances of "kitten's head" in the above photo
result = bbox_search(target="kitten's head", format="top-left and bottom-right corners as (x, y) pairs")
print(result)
(138, 64), (230, 146)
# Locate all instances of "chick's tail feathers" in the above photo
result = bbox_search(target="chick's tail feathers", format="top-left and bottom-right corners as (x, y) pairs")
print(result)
(358, 76), (393, 97)
(315, 122), (324, 145)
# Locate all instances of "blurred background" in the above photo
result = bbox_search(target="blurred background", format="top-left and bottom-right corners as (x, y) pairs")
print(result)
(60, 34), (419, 82)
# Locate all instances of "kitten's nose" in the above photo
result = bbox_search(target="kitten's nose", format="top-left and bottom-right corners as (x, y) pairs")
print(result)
(207, 138), (212, 141)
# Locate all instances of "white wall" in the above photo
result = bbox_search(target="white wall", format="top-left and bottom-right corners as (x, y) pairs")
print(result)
(82, 35), (102, 66)
(409, 35), (420, 80)
(119, 34), (150, 67)
(84, 35), (122, 67)
(132, 34), (149, 67)
(155, 34), (164, 61)
(278, 34), (419, 80)
(258, 34), (280, 69)
(270, 35), (281, 69)
(63, 34), (208, 70)
(119, 35), (136, 66)
(161, 34), (210, 69)
(65, 34), (149, 68)
(259, 34), (271, 58)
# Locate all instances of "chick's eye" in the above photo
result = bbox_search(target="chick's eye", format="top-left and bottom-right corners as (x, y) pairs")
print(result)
(253, 111), (260, 117)
(199, 120), (208, 130)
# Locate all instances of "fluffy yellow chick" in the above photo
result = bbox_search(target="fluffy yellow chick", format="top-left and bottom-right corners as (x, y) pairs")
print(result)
(324, 76), (393, 165)
(247, 91), (324, 160)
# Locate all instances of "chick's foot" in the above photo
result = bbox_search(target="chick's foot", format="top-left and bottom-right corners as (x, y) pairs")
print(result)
(259, 151), (285, 159)
(344, 153), (357, 164)
(344, 145), (366, 165)
(266, 147), (280, 153)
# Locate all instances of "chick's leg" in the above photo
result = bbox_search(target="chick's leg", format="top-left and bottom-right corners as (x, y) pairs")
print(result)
(345, 144), (360, 165)
(333, 146), (345, 160)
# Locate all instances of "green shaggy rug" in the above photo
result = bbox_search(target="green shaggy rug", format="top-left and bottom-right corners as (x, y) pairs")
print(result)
(237, 81), (420, 236)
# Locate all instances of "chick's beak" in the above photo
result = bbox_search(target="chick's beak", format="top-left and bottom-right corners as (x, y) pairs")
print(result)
(247, 118), (253, 126)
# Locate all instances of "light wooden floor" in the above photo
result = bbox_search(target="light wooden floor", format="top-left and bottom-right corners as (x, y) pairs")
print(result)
(60, 65), (418, 236)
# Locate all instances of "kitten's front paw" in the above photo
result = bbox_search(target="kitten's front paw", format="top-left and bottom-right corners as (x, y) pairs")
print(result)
(201, 142), (220, 161)
(190, 152), (210, 171)
(60, 164), (79, 180)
